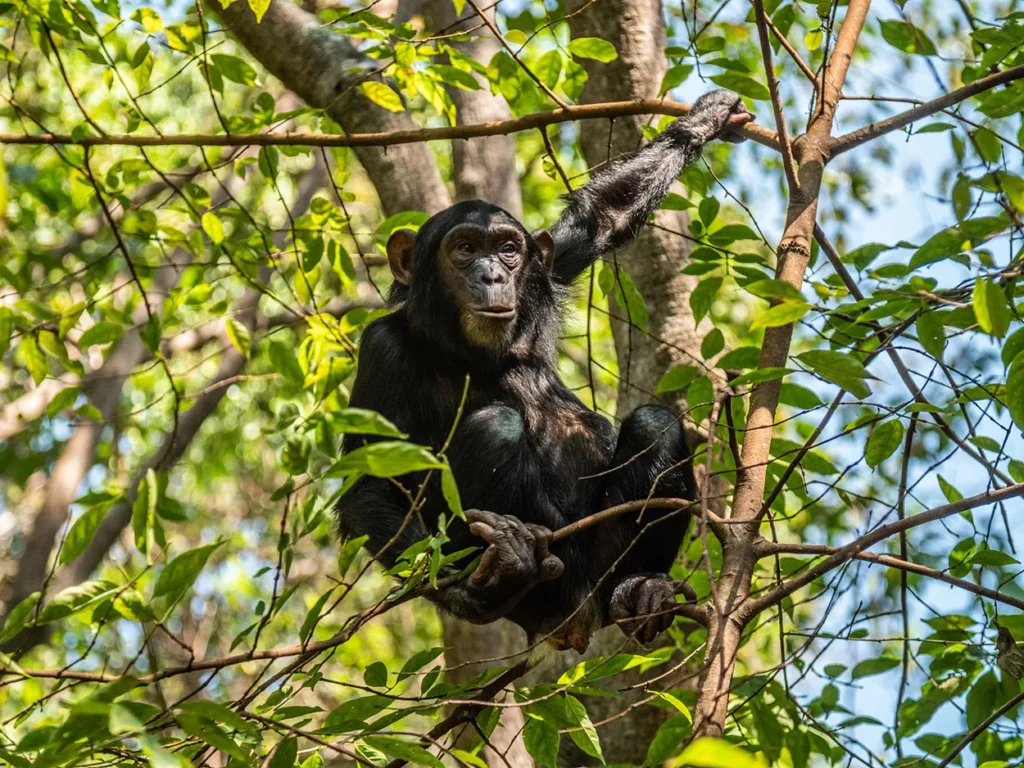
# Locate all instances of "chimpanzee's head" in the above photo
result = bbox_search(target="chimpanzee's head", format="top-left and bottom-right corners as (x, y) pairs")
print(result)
(385, 201), (556, 350)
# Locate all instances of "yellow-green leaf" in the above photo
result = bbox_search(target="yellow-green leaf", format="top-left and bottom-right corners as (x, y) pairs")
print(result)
(201, 211), (224, 244)
(360, 81), (404, 112)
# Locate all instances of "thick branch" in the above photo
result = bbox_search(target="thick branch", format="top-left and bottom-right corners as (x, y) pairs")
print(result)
(744, 483), (1024, 617)
(757, 540), (1024, 612)
(0, 100), (779, 152)
(209, 0), (450, 215)
(832, 64), (1024, 155)
(690, 0), (872, 742)
(811, 0), (871, 133)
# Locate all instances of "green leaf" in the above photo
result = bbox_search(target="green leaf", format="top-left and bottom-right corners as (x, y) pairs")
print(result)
(717, 346), (760, 370)
(331, 408), (407, 437)
(176, 713), (248, 762)
(78, 321), (124, 348)
(210, 53), (258, 86)
(360, 81), (404, 112)
(865, 419), (904, 468)
(701, 328), (724, 359)
(524, 718), (560, 768)
(201, 211), (224, 245)
(970, 549), (1018, 566)
(299, 586), (336, 642)
(399, 647), (446, 679)
(37, 580), (118, 624)
(441, 463), (464, 520)
(973, 277), (1011, 337)
(568, 37), (618, 63)
(728, 367), (793, 387)
(153, 542), (222, 607)
(59, 505), (108, 565)
(0, 593), (41, 645)
(364, 661), (388, 688)
(646, 716), (690, 766)
(657, 365), (699, 394)
(563, 695), (602, 762)
(269, 340), (305, 388)
(749, 301), (811, 331)
(1009, 359), (1024, 432)
(796, 350), (873, 399)
(534, 50), (562, 89)
(268, 736), (298, 768)
(745, 278), (804, 302)
(880, 19), (938, 55)
(225, 319), (252, 358)
(916, 311), (946, 360)
(690, 277), (722, 324)
(709, 72), (769, 100)
(851, 655), (900, 678)
(327, 442), (444, 478)
(671, 737), (762, 768)
(779, 383), (823, 410)
(364, 736), (444, 768)
(653, 691), (692, 722)
(938, 475), (963, 504)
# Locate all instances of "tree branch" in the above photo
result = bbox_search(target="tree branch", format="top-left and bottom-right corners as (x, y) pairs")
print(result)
(752, 0), (798, 189)
(832, 64), (1024, 155)
(756, 540), (1024, 612)
(0, 99), (779, 152)
(936, 690), (1024, 768)
(208, 0), (450, 215)
(744, 483), (1024, 617)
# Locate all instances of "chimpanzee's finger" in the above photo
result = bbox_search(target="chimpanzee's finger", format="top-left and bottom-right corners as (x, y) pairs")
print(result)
(539, 554), (564, 581)
(468, 521), (498, 542)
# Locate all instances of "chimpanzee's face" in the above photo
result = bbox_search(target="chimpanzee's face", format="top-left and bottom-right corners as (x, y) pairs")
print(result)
(385, 201), (554, 350)
(439, 222), (527, 347)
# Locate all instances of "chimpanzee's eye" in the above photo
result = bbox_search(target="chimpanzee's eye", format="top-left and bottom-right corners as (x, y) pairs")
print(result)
(457, 241), (474, 254)
(500, 242), (518, 255)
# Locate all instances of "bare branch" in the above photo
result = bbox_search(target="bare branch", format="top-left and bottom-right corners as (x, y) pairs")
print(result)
(0, 99), (779, 152)
(744, 483), (1024, 617)
(752, 0), (798, 189)
(832, 64), (1024, 155)
(936, 690), (1024, 768)
(757, 540), (1024, 612)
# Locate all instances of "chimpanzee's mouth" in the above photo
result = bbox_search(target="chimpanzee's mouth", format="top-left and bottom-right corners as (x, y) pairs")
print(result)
(474, 305), (516, 320)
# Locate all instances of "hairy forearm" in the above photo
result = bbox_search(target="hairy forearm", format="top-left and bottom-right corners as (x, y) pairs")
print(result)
(548, 89), (749, 285)
(549, 119), (709, 284)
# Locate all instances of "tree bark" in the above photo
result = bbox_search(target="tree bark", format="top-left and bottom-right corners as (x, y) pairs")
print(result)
(211, 0), (450, 216)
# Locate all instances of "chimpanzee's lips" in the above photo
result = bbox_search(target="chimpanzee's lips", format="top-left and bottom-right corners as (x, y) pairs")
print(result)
(475, 305), (516, 319)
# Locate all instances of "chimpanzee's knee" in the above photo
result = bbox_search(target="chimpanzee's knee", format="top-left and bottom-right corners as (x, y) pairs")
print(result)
(448, 405), (526, 473)
(616, 404), (687, 461)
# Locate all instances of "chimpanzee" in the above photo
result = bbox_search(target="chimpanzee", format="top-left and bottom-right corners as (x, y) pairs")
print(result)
(337, 90), (753, 652)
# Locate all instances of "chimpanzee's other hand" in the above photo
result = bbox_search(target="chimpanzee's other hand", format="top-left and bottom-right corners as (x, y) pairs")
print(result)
(609, 573), (694, 644)
(689, 89), (755, 143)
(465, 510), (564, 595)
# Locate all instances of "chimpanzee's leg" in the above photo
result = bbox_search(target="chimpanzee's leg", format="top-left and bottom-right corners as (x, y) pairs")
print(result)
(594, 404), (696, 643)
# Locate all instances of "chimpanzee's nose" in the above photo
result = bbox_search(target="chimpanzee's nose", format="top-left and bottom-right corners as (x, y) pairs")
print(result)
(480, 263), (507, 285)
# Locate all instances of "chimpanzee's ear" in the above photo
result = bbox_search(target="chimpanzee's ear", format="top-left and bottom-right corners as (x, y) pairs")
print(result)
(386, 229), (416, 286)
(532, 229), (555, 273)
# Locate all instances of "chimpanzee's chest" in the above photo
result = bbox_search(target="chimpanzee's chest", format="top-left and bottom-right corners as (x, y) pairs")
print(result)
(492, 369), (616, 494)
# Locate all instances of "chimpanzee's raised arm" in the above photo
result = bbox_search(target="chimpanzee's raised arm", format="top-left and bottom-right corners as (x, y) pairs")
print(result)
(548, 89), (753, 285)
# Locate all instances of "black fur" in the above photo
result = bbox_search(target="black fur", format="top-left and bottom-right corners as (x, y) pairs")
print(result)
(336, 90), (749, 649)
